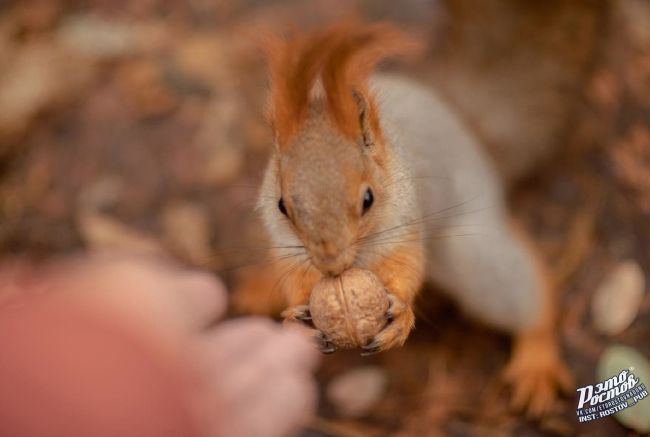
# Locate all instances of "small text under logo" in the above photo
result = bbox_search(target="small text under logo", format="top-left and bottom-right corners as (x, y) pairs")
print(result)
(576, 369), (647, 423)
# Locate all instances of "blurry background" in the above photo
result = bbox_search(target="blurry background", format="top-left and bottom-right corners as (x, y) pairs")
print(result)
(0, 0), (649, 435)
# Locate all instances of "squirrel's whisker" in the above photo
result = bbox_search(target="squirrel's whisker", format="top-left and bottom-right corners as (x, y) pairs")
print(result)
(357, 195), (486, 243)
(355, 223), (482, 248)
(271, 256), (311, 298)
(357, 232), (483, 249)
(212, 250), (307, 274)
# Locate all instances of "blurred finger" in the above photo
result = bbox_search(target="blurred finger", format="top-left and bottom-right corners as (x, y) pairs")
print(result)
(223, 373), (317, 437)
(199, 318), (318, 376)
(200, 362), (317, 437)
(46, 255), (228, 344)
(198, 319), (319, 410)
(172, 270), (227, 331)
(198, 318), (279, 367)
(255, 373), (318, 437)
(278, 324), (320, 373)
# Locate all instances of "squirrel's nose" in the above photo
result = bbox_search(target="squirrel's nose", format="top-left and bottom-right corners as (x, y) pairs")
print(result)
(311, 239), (351, 275)
(318, 257), (349, 277)
(323, 263), (345, 277)
(319, 240), (337, 257)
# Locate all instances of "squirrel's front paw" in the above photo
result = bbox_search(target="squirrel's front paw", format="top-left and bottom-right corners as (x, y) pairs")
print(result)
(282, 305), (336, 354)
(281, 305), (312, 324)
(361, 292), (414, 356)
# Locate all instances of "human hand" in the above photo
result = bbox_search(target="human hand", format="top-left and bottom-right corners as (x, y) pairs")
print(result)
(0, 255), (319, 437)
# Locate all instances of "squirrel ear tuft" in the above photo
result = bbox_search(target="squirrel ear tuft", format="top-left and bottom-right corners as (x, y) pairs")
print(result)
(264, 26), (348, 150)
(264, 22), (420, 150)
(321, 22), (420, 141)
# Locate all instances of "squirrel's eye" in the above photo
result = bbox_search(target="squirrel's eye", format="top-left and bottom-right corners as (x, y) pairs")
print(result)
(362, 188), (374, 215)
(278, 198), (288, 216)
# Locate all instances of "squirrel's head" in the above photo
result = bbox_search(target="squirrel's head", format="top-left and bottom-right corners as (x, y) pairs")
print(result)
(274, 95), (387, 275)
(259, 23), (417, 276)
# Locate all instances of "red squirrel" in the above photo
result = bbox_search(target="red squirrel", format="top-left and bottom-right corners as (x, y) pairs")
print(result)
(236, 23), (573, 417)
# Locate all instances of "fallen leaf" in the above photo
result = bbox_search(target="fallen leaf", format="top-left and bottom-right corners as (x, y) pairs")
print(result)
(592, 260), (646, 335)
(172, 32), (231, 86)
(161, 201), (213, 266)
(78, 175), (125, 211)
(194, 94), (245, 186)
(57, 13), (137, 59)
(11, 0), (63, 33)
(0, 40), (94, 142)
(597, 345), (650, 433)
(326, 366), (388, 418)
(115, 59), (179, 119)
(77, 209), (166, 256)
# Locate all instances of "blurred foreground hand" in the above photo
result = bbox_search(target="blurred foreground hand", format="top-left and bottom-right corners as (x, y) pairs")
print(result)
(0, 255), (318, 437)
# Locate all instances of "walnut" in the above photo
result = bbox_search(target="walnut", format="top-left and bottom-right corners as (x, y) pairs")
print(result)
(309, 268), (389, 349)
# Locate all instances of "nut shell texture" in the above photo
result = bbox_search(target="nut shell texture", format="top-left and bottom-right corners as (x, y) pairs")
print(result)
(309, 268), (389, 349)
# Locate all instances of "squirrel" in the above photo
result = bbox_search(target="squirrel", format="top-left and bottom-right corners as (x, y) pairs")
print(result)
(233, 23), (573, 417)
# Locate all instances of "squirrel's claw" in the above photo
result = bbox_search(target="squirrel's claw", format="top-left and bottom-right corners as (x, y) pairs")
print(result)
(360, 339), (381, 356)
(383, 291), (401, 321)
(360, 292), (414, 356)
(294, 305), (312, 321)
(282, 305), (336, 354)
(316, 331), (336, 354)
(281, 305), (313, 326)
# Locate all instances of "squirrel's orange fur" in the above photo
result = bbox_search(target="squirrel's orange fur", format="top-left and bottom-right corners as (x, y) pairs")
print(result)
(266, 22), (418, 147)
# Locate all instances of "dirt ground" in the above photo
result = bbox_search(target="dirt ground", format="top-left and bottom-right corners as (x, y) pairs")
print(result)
(1, 0), (649, 435)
